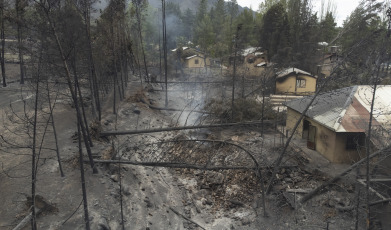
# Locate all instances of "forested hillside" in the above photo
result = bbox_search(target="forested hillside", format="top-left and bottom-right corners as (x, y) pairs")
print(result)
(137, 0), (390, 85)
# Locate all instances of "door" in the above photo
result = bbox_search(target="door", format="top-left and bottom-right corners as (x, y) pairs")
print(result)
(307, 125), (316, 150)
(302, 120), (310, 140)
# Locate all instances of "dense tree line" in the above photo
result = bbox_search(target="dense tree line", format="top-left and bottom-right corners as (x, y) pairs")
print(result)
(1, 0), (386, 89)
(0, 0), (389, 88)
(131, 0), (389, 83)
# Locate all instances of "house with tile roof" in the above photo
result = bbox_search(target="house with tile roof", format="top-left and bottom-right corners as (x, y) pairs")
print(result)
(285, 85), (391, 163)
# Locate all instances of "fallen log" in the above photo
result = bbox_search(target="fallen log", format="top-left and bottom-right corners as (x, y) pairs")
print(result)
(100, 121), (272, 137)
(357, 179), (387, 200)
(139, 97), (210, 114)
(370, 198), (391, 206)
(335, 199), (391, 212)
(155, 81), (226, 84)
(89, 160), (298, 171)
(335, 205), (354, 212)
(12, 208), (41, 230)
(13, 194), (57, 230)
(300, 145), (391, 203)
(286, 189), (310, 194)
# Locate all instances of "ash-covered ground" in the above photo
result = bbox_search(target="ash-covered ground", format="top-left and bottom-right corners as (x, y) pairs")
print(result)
(0, 71), (377, 230)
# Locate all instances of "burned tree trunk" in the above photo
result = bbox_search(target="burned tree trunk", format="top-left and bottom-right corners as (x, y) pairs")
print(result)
(43, 6), (97, 173)
(0, 0), (5, 87)
(162, 0), (168, 106)
(15, 0), (25, 84)
(133, 0), (149, 83)
(30, 65), (39, 230)
(46, 80), (64, 177)
(231, 25), (240, 120)
(83, 0), (101, 121)
(72, 48), (93, 147)
(77, 113), (91, 230)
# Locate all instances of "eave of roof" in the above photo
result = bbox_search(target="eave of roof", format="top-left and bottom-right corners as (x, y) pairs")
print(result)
(286, 85), (391, 133)
(256, 62), (267, 67)
(276, 67), (316, 79)
(286, 86), (356, 131)
(185, 55), (200, 60)
(241, 47), (263, 56)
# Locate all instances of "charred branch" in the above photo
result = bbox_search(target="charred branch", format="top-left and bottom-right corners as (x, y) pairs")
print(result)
(300, 145), (391, 203)
(100, 121), (272, 136)
(169, 207), (206, 230)
(89, 160), (297, 171)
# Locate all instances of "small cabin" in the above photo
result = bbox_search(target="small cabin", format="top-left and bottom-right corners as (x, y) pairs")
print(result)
(275, 68), (317, 95)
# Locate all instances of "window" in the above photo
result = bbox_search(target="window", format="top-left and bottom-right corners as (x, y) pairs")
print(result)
(346, 133), (365, 150)
(195, 59), (199, 64)
(296, 79), (306, 88)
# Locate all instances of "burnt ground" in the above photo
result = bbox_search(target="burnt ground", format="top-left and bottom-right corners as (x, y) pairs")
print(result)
(0, 70), (386, 230)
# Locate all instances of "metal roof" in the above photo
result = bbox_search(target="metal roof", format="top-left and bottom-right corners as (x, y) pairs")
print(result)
(286, 85), (391, 137)
(256, 62), (267, 67)
(276, 67), (316, 79)
(171, 47), (189, 52)
(241, 47), (262, 56)
(185, 55), (200, 60)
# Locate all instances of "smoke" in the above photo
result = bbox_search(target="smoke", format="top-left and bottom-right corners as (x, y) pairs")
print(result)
(165, 14), (185, 49)
(168, 81), (206, 127)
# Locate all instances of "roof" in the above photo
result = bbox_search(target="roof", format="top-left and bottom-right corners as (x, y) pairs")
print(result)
(185, 55), (201, 60)
(276, 67), (316, 79)
(171, 46), (190, 52)
(256, 62), (267, 67)
(286, 85), (391, 135)
(318, 42), (328, 46)
(241, 47), (263, 56)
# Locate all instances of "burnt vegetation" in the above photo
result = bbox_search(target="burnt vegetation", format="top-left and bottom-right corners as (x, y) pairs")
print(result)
(0, 0), (391, 229)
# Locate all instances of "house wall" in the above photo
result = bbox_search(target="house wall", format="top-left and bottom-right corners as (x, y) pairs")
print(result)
(286, 108), (304, 139)
(320, 63), (333, 78)
(185, 57), (210, 68)
(296, 75), (317, 94)
(276, 74), (317, 95)
(312, 122), (337, 162)
(276, 75), (296, 95)
(287, 110), (338, 162)
(286, 108), (362, 163)
(205, 57), (211, 66)
(319, 54), (340, 78)
(333, 133), (362, 163)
